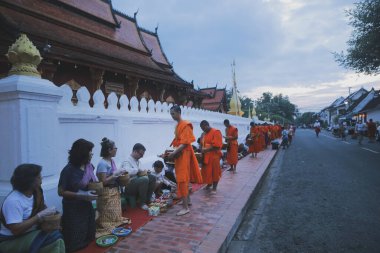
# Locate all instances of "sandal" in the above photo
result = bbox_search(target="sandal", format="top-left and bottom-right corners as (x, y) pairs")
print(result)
(176, 209), (190, 216)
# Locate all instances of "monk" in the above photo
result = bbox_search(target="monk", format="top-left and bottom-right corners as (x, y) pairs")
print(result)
(167, 105), (202, 216)
(248, 122), (261, 158)
(200, 120), (223, 193)
(223, 119), (238, 173)
(367, 119), (376, 143)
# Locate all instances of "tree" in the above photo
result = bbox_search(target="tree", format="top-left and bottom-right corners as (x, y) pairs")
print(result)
(226, 89), (298, 122)
(255, 93), (296, 123)
(296, 112), (315, 127)
(334, 0), (380, 74)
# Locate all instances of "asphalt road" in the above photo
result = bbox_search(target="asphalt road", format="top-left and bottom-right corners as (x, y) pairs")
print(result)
(227, 129), (380, 253)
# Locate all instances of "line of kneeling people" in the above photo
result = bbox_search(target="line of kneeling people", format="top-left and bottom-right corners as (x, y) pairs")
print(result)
(0, 138), (176, 253)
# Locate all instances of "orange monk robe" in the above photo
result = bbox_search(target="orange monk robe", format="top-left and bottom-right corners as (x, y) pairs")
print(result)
(261, 126), (269, 147)
(268, 125), (274, 140)
(201, 128), (223, 184)
(273, 125), (279, 139)
(248, 126), (261, 153)
(257, 126), (265, 151)
(277, 125), (282, 138)
(171, 120), (203, 198)
(226, 125), (238, 166)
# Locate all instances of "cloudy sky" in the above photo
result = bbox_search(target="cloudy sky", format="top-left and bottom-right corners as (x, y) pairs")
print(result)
(112, 0), (380, 112)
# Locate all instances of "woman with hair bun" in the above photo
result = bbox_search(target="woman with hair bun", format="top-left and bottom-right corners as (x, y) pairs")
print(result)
(96, 137), (128, 237)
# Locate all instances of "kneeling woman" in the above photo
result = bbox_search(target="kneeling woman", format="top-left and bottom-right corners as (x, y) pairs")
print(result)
(96, 137), (128, 237)
(58, 139), (98, 252)
(0, 164), (65, 253)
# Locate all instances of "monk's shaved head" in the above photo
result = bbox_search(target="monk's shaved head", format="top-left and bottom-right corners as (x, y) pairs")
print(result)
(170, 105), (181, 114)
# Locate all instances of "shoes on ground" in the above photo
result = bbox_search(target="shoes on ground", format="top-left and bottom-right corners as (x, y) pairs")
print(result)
(141, 204), (149, 211)
(176, 209), (190, 216)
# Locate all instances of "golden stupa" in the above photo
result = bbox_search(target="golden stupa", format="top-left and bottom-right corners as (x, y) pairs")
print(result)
(251, 106), (256, 118)
(228, 61), (244, 116)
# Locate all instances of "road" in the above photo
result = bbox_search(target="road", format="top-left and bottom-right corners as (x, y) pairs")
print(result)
(227, 129), (380, 253)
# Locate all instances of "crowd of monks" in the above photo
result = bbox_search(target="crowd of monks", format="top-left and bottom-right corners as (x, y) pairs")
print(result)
(167, 105), (283, 216)
(247, 122), (283, 157)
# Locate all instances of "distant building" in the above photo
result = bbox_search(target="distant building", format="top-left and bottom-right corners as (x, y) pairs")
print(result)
(319, 96), (345, 125)
(318, 87), (380, 125)
(358, 89), (380, 122)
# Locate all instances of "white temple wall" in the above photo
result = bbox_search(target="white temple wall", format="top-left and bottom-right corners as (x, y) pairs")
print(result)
(0, 78), (251, 210)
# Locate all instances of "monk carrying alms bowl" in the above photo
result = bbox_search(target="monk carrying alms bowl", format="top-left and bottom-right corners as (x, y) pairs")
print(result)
(160, 148), (177, 163)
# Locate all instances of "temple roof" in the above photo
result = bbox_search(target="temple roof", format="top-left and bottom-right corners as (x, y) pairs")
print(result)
(200, 87), (227, 112)
(114, 11), (149, 53)
(53, 0), (120, 27)
(0, 0), (197, 89)
(139, 28), (171, 68)
(360, 91), (380, 112)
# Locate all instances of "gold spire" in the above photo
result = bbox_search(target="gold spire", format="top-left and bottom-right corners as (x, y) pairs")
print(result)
(6, 34), (42, 77)
(228, 61), (243, 116)
(251, 106), (256, 117)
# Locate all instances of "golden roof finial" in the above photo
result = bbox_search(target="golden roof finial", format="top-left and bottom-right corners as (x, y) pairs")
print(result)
(6, 34), (42, 77)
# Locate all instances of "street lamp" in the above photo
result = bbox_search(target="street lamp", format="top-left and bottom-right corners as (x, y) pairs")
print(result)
(344, 100), (348, 109)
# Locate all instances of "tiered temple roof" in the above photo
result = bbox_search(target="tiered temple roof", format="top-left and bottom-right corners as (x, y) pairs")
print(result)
(0, 0), (204, 103)
(200, 87), (228, 112)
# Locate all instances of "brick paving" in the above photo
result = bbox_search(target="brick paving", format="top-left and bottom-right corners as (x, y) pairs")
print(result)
(108, 147), (278, 253)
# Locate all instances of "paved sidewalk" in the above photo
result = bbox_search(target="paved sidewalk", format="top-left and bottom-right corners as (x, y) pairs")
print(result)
(108, 147), (279, 253)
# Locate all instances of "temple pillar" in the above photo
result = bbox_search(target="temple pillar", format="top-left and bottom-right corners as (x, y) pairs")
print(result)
(89, 67), (104, 90)
(0, 34), (62, 207)
(39, 59), (58, 81)
(160, 85), (167, 102)
(128, 76), (139, 97)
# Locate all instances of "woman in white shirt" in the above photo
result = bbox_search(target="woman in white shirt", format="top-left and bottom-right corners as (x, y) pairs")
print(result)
(0, 164), (64, 253)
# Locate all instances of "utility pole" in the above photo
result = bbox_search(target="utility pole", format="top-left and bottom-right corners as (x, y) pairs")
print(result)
(348, 87), (352, 95)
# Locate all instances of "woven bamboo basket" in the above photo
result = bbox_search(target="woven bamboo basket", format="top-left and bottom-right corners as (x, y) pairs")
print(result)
(88, 181), (103, 195)
(40, 213), (61, 232)
(118, 173), (130, 187)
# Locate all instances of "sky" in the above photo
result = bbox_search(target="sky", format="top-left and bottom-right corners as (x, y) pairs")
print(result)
(112, 0), (380, 112)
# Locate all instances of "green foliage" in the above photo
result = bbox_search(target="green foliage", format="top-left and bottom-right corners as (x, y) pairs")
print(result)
(255, 92), (297, 123)
(296, 112), (315, 126)
(225, 89), (297, 122)
(334, 0), (380, 74)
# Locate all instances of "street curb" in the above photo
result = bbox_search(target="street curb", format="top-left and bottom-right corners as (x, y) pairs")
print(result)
(218, 148), (280, 253)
